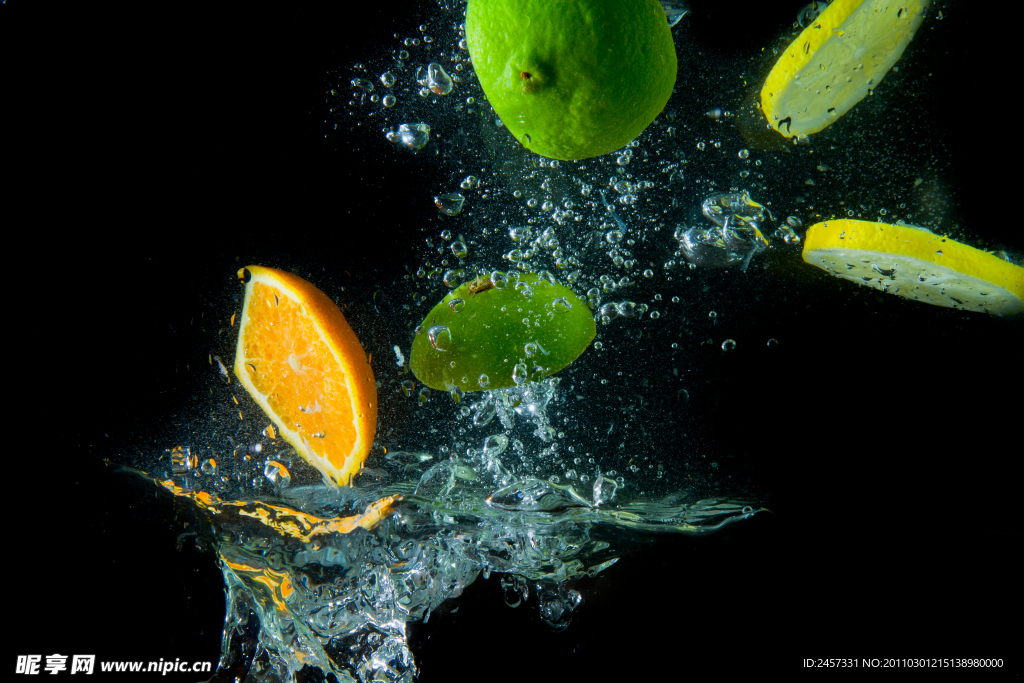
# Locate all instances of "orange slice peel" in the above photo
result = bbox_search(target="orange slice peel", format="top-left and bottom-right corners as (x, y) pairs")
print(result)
(233, 266), (377, 486)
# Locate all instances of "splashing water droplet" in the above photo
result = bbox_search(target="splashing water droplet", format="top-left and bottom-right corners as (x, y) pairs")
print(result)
(592, 475), (618, 505)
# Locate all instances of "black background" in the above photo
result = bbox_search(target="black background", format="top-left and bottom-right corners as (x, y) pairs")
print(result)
(5, 0), (1019, 680)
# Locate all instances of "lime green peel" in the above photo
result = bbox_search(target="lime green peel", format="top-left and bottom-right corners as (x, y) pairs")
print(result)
(410, 273), (596, 392)
(466, 0), (677, 160)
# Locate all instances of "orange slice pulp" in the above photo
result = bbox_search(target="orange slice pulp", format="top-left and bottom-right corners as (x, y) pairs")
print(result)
(233, 266), (377, 486)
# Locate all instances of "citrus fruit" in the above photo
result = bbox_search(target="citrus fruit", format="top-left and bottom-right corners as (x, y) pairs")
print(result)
(409, 272), (596, 392)
(761, 0), (927, 139)
(466, 0), (677, 160)
(233, 266), (377, 487)
(802, 219), (1024, 315)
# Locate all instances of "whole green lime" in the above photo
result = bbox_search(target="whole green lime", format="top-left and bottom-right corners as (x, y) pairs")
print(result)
(466, 0), (677, 161)
(409, 273), (596, 392)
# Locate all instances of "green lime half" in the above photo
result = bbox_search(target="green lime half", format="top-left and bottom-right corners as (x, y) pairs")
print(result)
(410, 273), (596, 392)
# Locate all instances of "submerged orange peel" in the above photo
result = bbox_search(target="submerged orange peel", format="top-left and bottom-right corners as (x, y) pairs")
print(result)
(158, 478), (398, 540)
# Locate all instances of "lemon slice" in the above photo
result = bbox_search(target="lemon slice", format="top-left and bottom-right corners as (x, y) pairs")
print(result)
(761, 0), (928, 138)
(802, 219), (1024, 315)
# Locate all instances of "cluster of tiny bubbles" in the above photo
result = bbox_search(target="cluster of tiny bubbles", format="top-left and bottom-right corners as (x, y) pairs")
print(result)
(721, 339), (737, 352)
(597, 300), (649, 324)
(442, 269), (464, 287)
(415, 62), (454, 96)
(774, 224), (801, 245)
(384, 122), (431, 151)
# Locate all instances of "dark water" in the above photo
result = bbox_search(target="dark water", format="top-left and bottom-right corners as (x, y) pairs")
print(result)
(8, 0), (1019, 679)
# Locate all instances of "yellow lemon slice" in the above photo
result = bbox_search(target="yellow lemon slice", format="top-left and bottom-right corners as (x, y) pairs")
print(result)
(802, 219), (1024, 315)
(761, 0), (928, 138)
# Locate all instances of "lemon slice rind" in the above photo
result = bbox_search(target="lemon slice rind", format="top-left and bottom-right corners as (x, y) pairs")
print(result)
(802, 219), (1024, 315)
(761, 0), (928, 138)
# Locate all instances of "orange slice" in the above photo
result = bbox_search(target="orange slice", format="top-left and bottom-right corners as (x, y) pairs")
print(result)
(233, 266), (377, 486)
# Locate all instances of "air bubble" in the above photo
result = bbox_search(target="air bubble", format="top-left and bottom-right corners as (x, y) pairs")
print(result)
(264, 460), (291, 488)
(427, 325), (451, 351)
(435, 193), (465, 216)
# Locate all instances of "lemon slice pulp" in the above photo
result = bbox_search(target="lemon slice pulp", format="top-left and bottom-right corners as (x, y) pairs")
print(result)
(802, 219), (1024, 315)
(761, 0), (928, 138)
